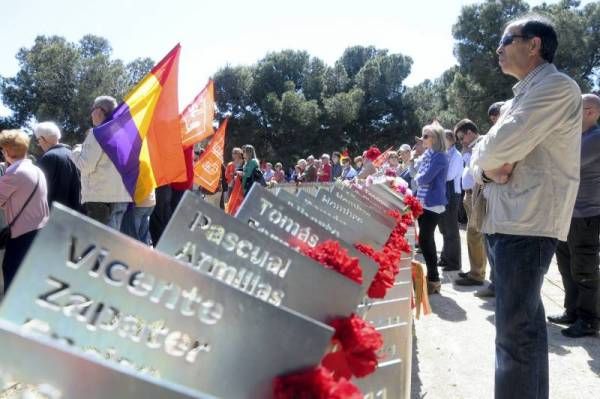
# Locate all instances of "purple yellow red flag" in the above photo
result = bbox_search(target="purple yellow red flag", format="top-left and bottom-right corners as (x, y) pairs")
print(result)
(180, 80), (215, 148)
(93, 44), (186, 204)
(193, 118), (228, 193)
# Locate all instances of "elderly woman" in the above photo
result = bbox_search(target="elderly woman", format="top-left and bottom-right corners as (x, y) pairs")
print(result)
(415, 122), (449, 294)
(0, 130), (49, 291)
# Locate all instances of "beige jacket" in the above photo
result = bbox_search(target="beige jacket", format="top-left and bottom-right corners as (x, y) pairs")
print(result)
(70, 130), (132, 204)
(472, 63), (582, 241)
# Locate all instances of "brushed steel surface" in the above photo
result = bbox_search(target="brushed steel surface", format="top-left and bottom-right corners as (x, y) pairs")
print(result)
(0, 204), (333, 399)
(236, 185), (378, 293)
(156, 192), (362, 323)
(0, 320), (212, 399)
(275, 189), (381, 249)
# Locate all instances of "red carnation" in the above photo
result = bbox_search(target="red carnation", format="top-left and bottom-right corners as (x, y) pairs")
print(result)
(302, 240), (363, 284)
(323, 314), (383, 379)
(273, 366), (362, 399)
(364, 146), (381, 162)
(403, 194), (424, 219)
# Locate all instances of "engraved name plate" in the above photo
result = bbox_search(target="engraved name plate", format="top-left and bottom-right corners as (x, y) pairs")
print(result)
(236, 185), (378, 293)
(0, 320), (212, 399)
(314, 188), (393, 246)
(275, 189), (380, 248)
(0, 204), (333, 399)
(156, 192), (362, 323)
(354, 359), (404, 399)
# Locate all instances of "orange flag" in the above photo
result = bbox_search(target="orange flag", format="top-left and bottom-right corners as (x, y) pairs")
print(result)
(181, 80), (215, 148)
(193, 118), (228, 193)
(373, 146), (394, 168)
(226, 177), (244, 215)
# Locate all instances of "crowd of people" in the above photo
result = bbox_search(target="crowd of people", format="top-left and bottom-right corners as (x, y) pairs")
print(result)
(0, 14), (599, 399)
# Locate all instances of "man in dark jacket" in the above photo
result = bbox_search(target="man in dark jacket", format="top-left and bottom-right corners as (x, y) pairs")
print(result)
(34, 122), (82, 212)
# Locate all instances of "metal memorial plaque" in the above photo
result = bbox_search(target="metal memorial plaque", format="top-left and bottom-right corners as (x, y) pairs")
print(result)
(359, 299), (411, 328)
(374, 323), (409, 364)
(296, 190), (352, 228)
(342, 184), (392, 215)
(275, 189), (380, 248)
(0, 204), (333, 399)
(0, 320), (211, 399)
(330, 186), (396, 228)
(314, 188), (392, 246)
(236, 185), (378, 293)
(355, 359), (404, 399)
(367, 183), (409, 211)
(156, 192), (362, 323)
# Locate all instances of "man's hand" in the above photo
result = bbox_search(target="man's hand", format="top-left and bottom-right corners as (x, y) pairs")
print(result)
(484, 163), (514, 184)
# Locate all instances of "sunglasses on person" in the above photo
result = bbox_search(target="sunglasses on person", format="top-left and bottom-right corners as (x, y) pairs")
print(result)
(422, 134), (431, 140)
(499, 33), (531, 47)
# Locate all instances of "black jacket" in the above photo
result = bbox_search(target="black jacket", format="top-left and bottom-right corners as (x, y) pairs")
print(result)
(37, 144), (82, 212)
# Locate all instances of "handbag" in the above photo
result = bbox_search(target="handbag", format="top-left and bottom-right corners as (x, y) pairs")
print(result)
(0, 173), (40, 250)
(467, 183), (486, 232)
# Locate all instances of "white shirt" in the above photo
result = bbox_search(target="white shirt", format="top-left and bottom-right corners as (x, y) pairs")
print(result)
(446, 146), (463, 194)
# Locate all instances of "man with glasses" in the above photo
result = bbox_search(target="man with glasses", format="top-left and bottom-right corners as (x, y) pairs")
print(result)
(71, 96), (132, 230)
(550, 93), (600, 338)
(471, 16), (582, 399)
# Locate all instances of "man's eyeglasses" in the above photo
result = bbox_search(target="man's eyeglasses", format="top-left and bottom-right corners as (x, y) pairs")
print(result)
(499, 33), (530, 47)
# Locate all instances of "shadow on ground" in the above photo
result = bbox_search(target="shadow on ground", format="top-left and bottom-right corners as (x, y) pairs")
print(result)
(547, 322), (600, 374)
(427, 291), (468, 322)
(410, 323), (426, 399)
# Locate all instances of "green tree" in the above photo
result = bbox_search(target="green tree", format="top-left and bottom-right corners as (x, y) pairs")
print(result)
(0, 35), (154, 144)
(213, 46), (414, 163)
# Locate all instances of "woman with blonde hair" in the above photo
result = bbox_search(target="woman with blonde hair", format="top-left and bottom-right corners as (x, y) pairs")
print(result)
(415, 122), (449, 294)
(0, 130), (49, 291)
(240, 144), (263, 196)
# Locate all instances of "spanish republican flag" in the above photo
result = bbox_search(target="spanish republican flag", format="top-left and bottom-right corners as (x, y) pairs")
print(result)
(93, 44), (186, 204)
(193, 118), (228, 193)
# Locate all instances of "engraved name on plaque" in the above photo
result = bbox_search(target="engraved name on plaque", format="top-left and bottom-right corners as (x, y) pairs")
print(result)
(156, 192), (362, 323)
(236, 185), (378, 292)
(0, 320), (212, 399)
(314, 188), (393, 246)
(274, 189), (380, 248)
(0, 204), (333, 399)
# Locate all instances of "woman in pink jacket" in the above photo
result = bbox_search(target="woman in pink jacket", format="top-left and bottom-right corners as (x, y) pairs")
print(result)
(0, 129), (49, 291)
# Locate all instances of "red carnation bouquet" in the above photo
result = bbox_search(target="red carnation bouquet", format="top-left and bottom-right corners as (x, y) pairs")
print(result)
(364, 146), (381, 162)
(273, 366), (362, 399)
(321, 314), (383, 380)
(403, 194), (424, 219)
(301, 240), (362, 284)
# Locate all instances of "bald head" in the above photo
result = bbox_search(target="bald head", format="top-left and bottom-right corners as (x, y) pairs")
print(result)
(582, 93), (600, 132)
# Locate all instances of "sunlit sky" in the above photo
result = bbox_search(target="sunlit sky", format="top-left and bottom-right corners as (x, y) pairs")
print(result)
(0, 0), (591, 117)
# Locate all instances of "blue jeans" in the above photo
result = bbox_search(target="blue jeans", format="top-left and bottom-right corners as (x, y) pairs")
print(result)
(121, 206), (154, 245)
(486, 234), (557, 399)
(485, 235), (496, 290)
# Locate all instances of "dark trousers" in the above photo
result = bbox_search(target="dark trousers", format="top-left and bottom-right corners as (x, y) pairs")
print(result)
(2, 229), (39, 292)
(484, 235), (496, 290)
(438, 181), (462, 268)
(486, 233), (557, 399)
(150, 186), (173, 245)
(418, 209), (441, 282)
(555, 216), (600, 326)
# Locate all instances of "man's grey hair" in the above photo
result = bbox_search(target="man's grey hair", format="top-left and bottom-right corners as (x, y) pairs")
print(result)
(321, 153), (330, 160)
(582, 93), (600, 111)
(34, 121), (61, 141)
(307, 155), (315, 162)
(92, 96), (118, 115)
